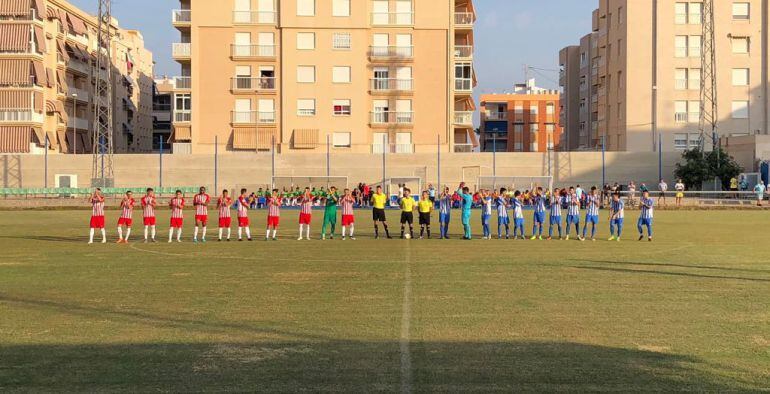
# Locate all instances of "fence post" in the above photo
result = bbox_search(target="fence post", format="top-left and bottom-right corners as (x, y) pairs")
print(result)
(159, 136), (163, 189)
(44, 134), (48, 188)
(601, 135), (606, 188)
(214, 135), (218, 193)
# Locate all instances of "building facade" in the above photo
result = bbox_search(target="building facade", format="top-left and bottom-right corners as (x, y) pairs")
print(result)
(152, 77), (173, 151)
(170, 0), (477, 155)
(480, 82), (562, 153)
(560, 0), (770, 152)
(0, 0), (154, 155)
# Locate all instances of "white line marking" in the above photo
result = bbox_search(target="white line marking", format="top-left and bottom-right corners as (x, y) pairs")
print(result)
(400, 244), (413, 394)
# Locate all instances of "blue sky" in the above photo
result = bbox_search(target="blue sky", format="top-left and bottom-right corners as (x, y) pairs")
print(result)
(68, 0), (593, 94)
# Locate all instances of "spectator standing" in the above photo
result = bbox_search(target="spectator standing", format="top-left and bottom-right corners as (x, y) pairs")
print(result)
(675, 179), (685, 207)
(658, 179), (668, 206)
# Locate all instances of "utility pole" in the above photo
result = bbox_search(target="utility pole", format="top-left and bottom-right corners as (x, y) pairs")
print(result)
(699, 0), (718, 151)
(91, 0), (114, 187)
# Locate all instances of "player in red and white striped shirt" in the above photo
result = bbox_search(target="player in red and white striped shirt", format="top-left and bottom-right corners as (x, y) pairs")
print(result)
(237, 188), (253, 241)
(193, 186), (211, 243)
(116, 191), (135, 243)
(168, 190), (185, 243)
(88, 188), (106, 244)
(266, 188), (281, 240)
(340, 188), (356, 240)
(217, 189), (234, 241)
(297, 187), (313, 240)
(141, 188), (157, 242)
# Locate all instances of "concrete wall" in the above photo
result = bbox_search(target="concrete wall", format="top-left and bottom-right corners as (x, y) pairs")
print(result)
(1, 151), (680, 191)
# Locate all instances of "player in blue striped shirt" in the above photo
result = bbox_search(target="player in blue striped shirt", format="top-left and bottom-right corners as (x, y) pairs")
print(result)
(581, 186), (600, 241)
(565, 187), (581, 240)
(512, 191), (526, 239)
(481, 190), (493, 239)
(439, 187), (452, 239)
(608, 192), (624, 242)
(547, 188), (564, 240)
(637, 190), (654, 241)
(530, 187), (546, 240)
(495, 189), (510, 239)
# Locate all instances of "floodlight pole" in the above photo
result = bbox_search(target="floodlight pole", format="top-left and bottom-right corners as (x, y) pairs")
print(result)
(658, 132), (663, 182)
(601, 134), (606, 187)
(158, 136), (163, 188)
(214, 135), (218, 193)
(437, 134), (441, 190)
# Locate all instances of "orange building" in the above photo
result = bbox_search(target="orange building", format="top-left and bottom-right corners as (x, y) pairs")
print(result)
(480, 83), (562, 152)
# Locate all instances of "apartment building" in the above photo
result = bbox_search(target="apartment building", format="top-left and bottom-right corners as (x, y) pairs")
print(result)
(170, 0), (477, 154)
(0, 0), (154, 155)
(152, 77), (174, 151)
(480, 82), (562, 153)
(560, 0), (769, 152)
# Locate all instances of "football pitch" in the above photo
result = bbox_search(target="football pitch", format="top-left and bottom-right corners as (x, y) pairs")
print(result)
(0, 209), (768, 391)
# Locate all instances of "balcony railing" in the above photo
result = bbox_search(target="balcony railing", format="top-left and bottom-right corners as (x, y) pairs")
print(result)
(172, 43), (191, 58)
(454, 111), (473, 125)
(454, 45), (473, 58)
(453, 143), (474, 153)
(66, 58), (91, 75)
(68, 87), (90, 101)
(0, 110), (44, 123)
(232, 10), (276, 24)
(370, 111), (413, 125)
(67, 116), (89, 130)
(485, 112), (506, 121)
(371, 12), (414, 26)
(369, 45), (413, 59)
(231, 77), (276, 91)
(675, 79), (687, 90)
(174, 110), (192, 122)
(172, 9), (191, 24)
(455, 78), (472, 92)
(674, 112), (688, 123)
(231, 44), (276, 58)
(231, 110), (276, 124)
(688, 112), (700, 123)
(173, 76), (191, 90)
(455, 12), (475, 26)
(372, 143), (414, 154)
(370, 78), (413, 92)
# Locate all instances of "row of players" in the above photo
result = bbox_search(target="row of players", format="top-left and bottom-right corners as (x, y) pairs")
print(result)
(86, 183), (654, 244)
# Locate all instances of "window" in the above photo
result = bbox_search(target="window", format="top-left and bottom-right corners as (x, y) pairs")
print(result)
(675, 68), (688, 90)
(688, 35), (701, 57)
(332, 0), (350, 17)
(732, 2), (750, 20)
(732, 101), (749, 119)
(546, 103), (555, 115)
(689, 68), (700, 90)
(530, 105), (538, 115)
(297, 0), (315, 16)
(688, 2), (702, 24)
(332, 132), (351, 148)
(732, 37), (749, 54)
(297, 66), (316, 83)
(333, 33), (351, 49)
(674, 133), (688, 150)
(674, 101), (688, 123)
(674, 3), (687, 24)
(530, 123), (539, 132)
(732, 68), (749, 86)
(688, 101), (700, 123)
(332, 66), (351, 83)
(333, 99), (351, 115)
(296, 32), (315, 50)
(675, 35), (687, 58)
(297, 99), (316, 116)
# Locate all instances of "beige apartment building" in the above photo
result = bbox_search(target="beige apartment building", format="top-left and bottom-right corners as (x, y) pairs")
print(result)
(170, 0), (477, 154)
(0, 0), (154, 155)
(560, 0), (769, 152)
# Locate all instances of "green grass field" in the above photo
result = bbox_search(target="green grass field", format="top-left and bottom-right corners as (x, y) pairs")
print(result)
(0, 209), (768, 392)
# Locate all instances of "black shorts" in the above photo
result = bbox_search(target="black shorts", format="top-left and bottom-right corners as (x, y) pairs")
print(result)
(372, 208), (387, 222)
(400, 211), (414, 225)
(419, 212), (431, 225)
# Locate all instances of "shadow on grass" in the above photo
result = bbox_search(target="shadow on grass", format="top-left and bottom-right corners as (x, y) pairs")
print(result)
(573, 266), (770, 283)
(0, 340), (754, 391)
(0, 235), (89, 243)
(572, 259), (770, 274)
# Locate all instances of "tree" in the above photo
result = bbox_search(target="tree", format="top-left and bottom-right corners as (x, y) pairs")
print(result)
(674, 147), (743, 190)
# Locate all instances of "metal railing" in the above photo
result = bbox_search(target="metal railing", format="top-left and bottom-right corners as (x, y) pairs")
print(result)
(369, 45), (413, 58)
(67, 117), (89, 130)
(674, 112), (688, 123)
(485, 112), (506, 121)
(231, 110), (276, 124)
(174, 110), (191, 122)
(454, 143), (474, 153)
(371, 12), (414, 26)
(370, 78), (413, 91)
(372, 143), (414, 154)
(455, 12), (475, 25)
(454, 45), (473, 58)
(297, 109), (316, 116)
(231, 77), (276, 91)
(370, 111), (413, 125)
(172, 43), (191, 58)
(0, 110), (44, 123)
(232, 10), (276, 24)
(675, 79), (688, 90)
(173, 76), (191, 90)
(68, 87), (90, 101)
(231, 44), (276, 58)
(454, 111), (473, 125)
(172, 9), (191, 23)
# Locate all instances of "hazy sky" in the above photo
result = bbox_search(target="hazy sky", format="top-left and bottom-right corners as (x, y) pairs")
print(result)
(68, 0), (594, 95)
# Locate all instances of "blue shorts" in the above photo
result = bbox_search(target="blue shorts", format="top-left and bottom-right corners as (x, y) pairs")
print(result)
(481, 214), (490, 223)
(514, 218), (524, 227)
(567, 215), (580, 224)
(439, 213), (450, 223)
(638, 218), (653, 226)
(611, 218), (624, 226)
(534, 212), (545, 224)
(585, 215), (599, 224)
(498, 216), (510, 225)
(550, 216), (562, 225)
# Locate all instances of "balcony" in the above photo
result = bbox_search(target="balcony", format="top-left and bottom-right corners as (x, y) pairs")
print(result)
(174, 110), (191, 123)
(231, 110), (276, 125)
(172, 9), (191, 26)
(231, 77), (276, 92)
(455, 78), (473, 93)
(454, 45), (473, 59)
(370, 111), (413, 125)
(371, 12), (414, 26)
(173, 76), (191, 90)
(485, 112), (506, 121)
(66, 58), (91, 75)
(369, 78), (413, 93)
(453, 143), (474, 153)
(0, 109), (44, 123)
(455, 12), (475, 27)
(65, 33), (89, 47)
(230, 44), (276, 59)
(67, 86), (90, 102)
(67, 116), (89, 130)
(172, 43), (191, 60)
(368, 46), (413, 60)
(454, 111), (473, 126)
(232, 10), (276, 24)
(372, 143), (414, 154)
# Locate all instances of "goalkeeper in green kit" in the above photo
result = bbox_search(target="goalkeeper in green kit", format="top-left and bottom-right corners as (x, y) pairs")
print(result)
(321, 186), (340, 240)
